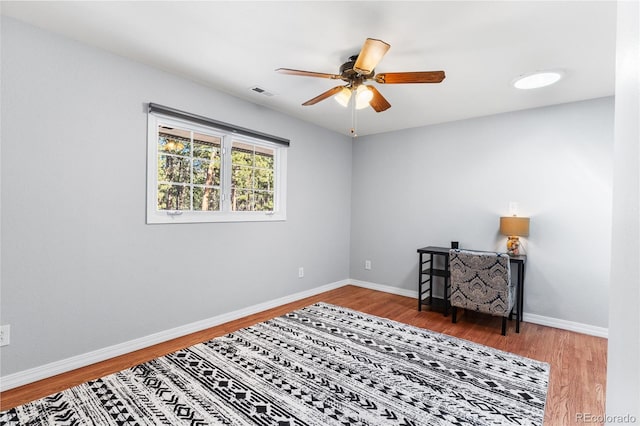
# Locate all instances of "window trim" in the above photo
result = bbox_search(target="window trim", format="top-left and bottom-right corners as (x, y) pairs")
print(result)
(146, 109), (287, 224)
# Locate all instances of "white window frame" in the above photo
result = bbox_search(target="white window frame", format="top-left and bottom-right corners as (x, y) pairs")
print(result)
(147, 113), (287, 224)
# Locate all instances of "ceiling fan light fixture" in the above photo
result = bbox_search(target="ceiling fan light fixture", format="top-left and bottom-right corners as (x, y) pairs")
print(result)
(355, 85), (373, 109)
(513, 70), (564, 90)
(334, 87), (352, 107)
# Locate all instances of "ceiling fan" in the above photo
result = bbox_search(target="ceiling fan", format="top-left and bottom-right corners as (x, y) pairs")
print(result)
(276, 38), (445, 113)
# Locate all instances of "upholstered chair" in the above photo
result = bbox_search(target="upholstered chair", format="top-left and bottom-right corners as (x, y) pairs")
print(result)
(449, 249), (518, 335)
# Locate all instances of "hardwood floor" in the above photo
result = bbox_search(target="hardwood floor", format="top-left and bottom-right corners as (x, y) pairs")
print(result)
(0, 285), (608, 425)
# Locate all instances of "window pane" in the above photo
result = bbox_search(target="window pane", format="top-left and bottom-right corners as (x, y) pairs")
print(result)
(158, 126), (190, 156)
(230, 141), (275, 212)
(158, 184), (191, 210)
(232, 142), (254, 166)
(232, 165), (253, 190)
(193, 133), (221, 160)
(232, 189), (253, 211)
(193, 187), (220, 211)
(158, 155), (191, 184)
(254, 169), (273, 191)
(254, 191), (274, 211)
(193, 159), (220, 186)
(255, 146), (275, 169)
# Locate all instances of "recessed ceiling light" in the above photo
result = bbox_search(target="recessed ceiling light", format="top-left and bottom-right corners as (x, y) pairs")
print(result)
(513, 71), (564, 90)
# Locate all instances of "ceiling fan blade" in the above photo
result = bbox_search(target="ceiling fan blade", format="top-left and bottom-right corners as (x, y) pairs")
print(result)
(302, 86), (346, 106)
(276, 68), (341, 79)
(375, 71), (446, 84)
(353, 38), (391, 75)
(368, 86), (391, 112)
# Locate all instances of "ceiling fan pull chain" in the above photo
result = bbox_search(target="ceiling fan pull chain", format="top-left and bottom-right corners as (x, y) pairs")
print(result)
(351, 95), (358, 137)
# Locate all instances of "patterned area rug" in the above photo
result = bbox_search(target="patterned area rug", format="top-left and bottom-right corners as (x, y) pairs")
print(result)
(1, 303), (549, 425)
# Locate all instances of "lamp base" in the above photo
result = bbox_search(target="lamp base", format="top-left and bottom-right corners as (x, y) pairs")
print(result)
(506, 236), (521, 256)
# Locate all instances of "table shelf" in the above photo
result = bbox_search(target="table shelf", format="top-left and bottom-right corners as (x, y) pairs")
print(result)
(417, 246), (451, 316)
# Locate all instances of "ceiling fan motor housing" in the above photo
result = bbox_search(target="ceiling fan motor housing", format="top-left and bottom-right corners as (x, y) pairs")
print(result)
(340, 55), (374, 81)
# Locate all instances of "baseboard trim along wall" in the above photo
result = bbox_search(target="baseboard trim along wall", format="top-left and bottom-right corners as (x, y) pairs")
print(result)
(0, 279), (349, 392)
(348, 279), (419, 299)
(0, 278), (608, 391)
(350, 279), (609, 338)
(522, 312), (609, 339)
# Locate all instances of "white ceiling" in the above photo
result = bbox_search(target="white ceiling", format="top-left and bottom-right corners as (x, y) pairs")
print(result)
(1, 1), (617, 137)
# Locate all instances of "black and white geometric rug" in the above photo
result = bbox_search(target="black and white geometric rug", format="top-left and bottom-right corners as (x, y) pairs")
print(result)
(0, 303), (549, 425)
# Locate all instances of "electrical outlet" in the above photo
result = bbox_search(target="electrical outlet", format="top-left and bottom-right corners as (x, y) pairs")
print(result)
(365, 260), (372, 270)
(0, 325), (10, 347)
(298, 267), (304, 278)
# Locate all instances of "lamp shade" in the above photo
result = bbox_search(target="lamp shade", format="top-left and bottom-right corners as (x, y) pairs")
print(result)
(353, 39), (391, 75)
(334, 87), (352, 107)
(500, 216), (530, 237)
(355, 85), (373, 109)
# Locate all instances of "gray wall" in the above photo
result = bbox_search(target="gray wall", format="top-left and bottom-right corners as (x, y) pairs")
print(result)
(0, 18), (352, 376)
(0, 15), (619, 382)
(350, 97), (614, 328)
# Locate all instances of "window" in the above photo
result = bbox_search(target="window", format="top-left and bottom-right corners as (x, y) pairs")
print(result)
(157, 126), (222, 212)
(147, 105), (288, 223)
(231, 141), (275, 212)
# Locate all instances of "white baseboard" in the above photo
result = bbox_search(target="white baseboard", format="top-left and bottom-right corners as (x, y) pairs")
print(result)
(523, 313), (608, 338)
(348, 279), (418, 299)
(348, 279), (609, 338)
(0, 277), (608, 392)
(0, 279), (349, 392)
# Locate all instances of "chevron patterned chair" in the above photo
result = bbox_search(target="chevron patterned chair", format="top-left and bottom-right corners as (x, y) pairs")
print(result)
(449, 249), (518, 335)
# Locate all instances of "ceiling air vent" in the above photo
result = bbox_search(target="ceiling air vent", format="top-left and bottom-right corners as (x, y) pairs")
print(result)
(250, 86), (275, 97)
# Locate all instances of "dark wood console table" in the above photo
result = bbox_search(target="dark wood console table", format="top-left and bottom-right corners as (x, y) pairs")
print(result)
(417, 246), (526, 330)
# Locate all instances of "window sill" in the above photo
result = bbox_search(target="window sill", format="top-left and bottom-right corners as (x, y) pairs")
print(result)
(146, 211), (287, 224)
